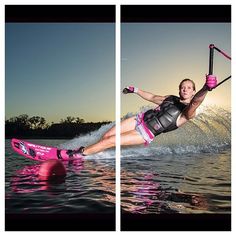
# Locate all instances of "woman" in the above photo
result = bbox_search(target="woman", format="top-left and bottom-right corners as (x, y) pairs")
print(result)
(66, 76), (217, 157)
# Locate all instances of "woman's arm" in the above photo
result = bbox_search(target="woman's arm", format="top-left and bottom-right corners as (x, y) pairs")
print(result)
(182, 85), (209, 120)
(136, 89), (167, 105)
(182, 75), (217, 120)
(123, 86), (167, 105)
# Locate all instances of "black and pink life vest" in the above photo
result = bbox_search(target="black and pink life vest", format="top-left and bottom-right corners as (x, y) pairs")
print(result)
(143, 95), (188, 136)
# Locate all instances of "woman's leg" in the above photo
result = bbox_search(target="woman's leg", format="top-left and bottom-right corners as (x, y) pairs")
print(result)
(120, 130), (146, 146)
(102, 116), (136, 139)
(82, 116), (143, 155)
(83, 129), (145, 155)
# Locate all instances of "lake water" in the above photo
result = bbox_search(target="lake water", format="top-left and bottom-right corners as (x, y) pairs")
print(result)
(5, 138), (116, 230)
(5, 106), (231, 230)
(120, 106), (231, 230)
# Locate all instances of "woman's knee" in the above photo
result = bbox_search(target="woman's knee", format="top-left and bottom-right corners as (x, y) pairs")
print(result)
(101, 135), (115, 146)
(101, 132), (110, 139)
(102, 128), (116, 139)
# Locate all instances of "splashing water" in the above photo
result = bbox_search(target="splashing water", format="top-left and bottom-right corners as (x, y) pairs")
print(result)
(149, 105), (231, 155)
(58, 122), (115, 159)
(58, 105), (231, 158)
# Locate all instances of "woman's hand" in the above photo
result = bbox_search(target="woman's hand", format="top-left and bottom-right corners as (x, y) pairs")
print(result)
(123, 86), (138, 94)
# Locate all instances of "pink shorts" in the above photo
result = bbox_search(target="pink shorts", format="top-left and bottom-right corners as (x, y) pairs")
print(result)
(135, 112), (155, 145)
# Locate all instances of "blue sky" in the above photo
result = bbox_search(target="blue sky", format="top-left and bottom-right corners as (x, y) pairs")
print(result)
(5, 23), (115, 123)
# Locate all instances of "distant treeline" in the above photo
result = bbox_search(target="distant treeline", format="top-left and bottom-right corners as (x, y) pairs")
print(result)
(5, 114), (112, 139)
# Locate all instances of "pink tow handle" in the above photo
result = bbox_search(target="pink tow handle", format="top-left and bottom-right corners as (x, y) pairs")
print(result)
(206, 74), (217, 91)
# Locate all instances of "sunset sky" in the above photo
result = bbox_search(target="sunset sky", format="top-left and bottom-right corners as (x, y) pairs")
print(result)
(5, 23), (115, 123)
(5, 21), (231, 123)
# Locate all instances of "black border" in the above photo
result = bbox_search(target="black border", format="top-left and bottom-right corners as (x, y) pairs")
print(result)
(5, 5), (115, 23)
(121, 5), (231, 22)
(121, 213), (231, 231)
(5, 213), (115, 231)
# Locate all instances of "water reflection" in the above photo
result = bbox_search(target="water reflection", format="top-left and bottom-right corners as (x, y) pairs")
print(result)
(10, 159), (84, 194)
(8, 158), (116, 210)
(121, 170), (209, 214)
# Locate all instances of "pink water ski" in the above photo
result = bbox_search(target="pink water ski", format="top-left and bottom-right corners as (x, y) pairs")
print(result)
(11, 138), (83, 162)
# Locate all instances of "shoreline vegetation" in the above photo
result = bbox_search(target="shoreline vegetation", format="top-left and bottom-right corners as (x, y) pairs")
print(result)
(5, 114), (112, 139)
